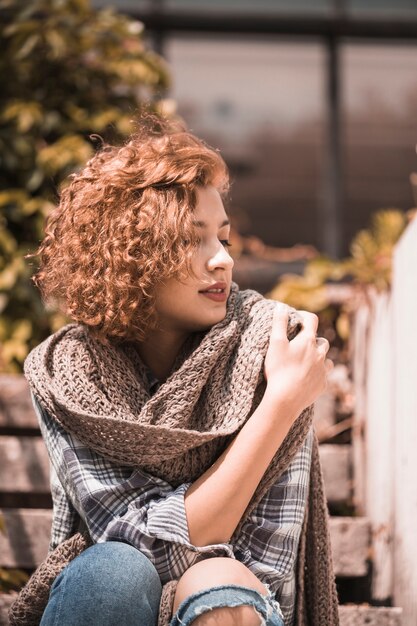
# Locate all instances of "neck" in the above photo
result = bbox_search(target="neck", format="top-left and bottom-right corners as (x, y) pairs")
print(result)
(134, 328), (190, 382)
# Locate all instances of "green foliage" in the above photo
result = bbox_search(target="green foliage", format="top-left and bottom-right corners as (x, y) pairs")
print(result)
(0, 0), (170, 372)
(0, 512), (29, 592)
(345, 209), (407, 291)
(0, 566), (29, 593)
(269, 209), (409, 339)
(268, 256), (348, 313)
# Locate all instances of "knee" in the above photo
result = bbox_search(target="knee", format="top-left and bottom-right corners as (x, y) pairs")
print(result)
(173, 557), (267, 615)
(74, 541), (161, 592)
(191, 605), (262, 626)
(55, 541), (161, 613)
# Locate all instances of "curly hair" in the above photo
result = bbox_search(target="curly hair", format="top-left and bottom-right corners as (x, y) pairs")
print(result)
(33, 117), (230, 342)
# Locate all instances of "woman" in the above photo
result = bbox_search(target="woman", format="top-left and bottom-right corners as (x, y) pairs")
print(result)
(10, 117), (339, 626)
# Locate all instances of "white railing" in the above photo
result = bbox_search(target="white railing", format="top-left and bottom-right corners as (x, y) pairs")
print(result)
(351, 216), (417, 623)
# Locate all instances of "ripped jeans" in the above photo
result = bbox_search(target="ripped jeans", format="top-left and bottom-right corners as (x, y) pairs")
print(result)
(170, 584), (284, 626)
(40, 542), (284, 626)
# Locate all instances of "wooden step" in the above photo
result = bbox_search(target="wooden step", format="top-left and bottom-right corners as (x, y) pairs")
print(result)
(330, 517), (370, 577)
(0, 509), (370, 576)
(0, 377), (37, 431)
(319, 444), (352, 503)
(0, 594), (403, 625)
(339, 605), (402, 625)
(0, 438), (50, 494)
(0, 437), (352, 506)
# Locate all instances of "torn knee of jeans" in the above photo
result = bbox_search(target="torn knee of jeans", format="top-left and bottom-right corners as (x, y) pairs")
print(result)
(197, 603), (268, 625)
(194, 605), (214, 616)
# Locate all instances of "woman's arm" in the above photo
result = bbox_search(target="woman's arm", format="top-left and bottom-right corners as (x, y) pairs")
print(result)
(34, 396), (236, 585)
(184, 306), (332, 546)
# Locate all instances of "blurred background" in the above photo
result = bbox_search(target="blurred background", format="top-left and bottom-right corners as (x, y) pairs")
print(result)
(93, 0), (417, 259)
(1, 2), (417, 623)
(1, 0), (416, 371)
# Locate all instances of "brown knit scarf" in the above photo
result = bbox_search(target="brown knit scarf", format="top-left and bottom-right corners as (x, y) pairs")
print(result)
(9, 282), (339, 626)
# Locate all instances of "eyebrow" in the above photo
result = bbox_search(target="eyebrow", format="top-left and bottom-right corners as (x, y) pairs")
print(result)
(192, 219), (230, 228)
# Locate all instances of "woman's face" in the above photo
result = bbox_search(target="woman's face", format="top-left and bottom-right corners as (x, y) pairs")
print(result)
(153, 185), (234, 334)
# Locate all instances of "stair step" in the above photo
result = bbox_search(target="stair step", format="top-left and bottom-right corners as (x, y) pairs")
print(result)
(0, 594), (402, 625)
(0, 509), (370, 577)
(339, 605), (402, 625)
(0, 436), (352, 508)
(319, 444), (351, 503)
(330, 517), (370, 577)
(0, 377), (36, 431)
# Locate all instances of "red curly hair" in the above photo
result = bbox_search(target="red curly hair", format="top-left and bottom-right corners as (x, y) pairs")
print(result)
(33, 117), (230, 342)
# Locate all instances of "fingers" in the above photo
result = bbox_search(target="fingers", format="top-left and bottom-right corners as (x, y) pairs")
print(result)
(316, 336), (330, 356)
(325, 358), (334, 373)
(270, 303), (290, 342)
(296, 310), (319, 338)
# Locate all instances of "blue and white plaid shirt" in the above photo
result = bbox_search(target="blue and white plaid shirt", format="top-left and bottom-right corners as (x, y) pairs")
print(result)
(33, 370), (313, 626)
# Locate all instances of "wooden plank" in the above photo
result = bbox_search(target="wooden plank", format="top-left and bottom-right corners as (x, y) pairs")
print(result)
(0, 437), (50, 493)
(392, 217), (417, 624)
(0, 510), (370, 577)
(0, 510), (52, 569)
(319, 444), (351, 503)
(363, 290), (394, 602)
(0, 597), (403, 626)
(0, 377), (37, 430)
(330, 517), (370, 578)
(313, 390), (337, 441)
(0, 436), (350, 502)
(351, 298), (370, 517)
(0, 593), (16, 625)
(339, 605), (402, 625)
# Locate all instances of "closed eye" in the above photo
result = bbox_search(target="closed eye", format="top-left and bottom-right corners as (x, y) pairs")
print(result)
(220, 239), (232, 248)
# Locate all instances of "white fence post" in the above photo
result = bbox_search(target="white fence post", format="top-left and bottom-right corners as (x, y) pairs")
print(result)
(391, 217), (417, 623)
(351, 216), (417, 619)
(364, 289), (395, 602)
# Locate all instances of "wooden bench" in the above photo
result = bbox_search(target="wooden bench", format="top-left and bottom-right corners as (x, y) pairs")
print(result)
(0, 375), (402, 625)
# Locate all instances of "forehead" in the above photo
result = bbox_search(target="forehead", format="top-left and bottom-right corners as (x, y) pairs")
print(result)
(193, 186), (229, 226)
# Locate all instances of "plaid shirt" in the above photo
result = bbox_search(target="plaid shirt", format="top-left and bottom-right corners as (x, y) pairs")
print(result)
(33, 370), (313, 626)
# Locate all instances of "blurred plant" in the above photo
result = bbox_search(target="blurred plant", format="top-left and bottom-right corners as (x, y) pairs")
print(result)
(0, 0), (171, 372)
(344, 209), (408, 291)
(0, 512), (29, 592)
(269, 208), (410, 345)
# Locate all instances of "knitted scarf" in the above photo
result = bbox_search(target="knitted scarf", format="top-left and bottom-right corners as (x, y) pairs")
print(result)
(9, 282), (339, 626)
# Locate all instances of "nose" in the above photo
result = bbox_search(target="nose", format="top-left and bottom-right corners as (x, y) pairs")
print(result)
(206, 242), (234, 272)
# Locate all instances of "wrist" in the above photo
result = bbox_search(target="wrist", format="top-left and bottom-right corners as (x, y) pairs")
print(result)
(262, 383), (302, 422)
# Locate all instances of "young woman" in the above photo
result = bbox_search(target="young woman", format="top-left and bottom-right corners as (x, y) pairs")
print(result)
(10, 118), (339, 626)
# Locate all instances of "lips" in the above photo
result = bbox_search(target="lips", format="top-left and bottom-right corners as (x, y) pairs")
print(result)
(198, 282), (228, 303)
(199, 282), (227, 294)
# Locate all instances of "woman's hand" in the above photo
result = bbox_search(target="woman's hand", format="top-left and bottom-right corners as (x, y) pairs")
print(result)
(263, 304), (333, 418)
(184, 302), (331, 547)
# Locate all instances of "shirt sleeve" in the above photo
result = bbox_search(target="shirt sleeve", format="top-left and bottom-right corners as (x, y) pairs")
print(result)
(33, 396), (235, 584)
(48, 464), (81, 551)
(232, 427), (314, 624)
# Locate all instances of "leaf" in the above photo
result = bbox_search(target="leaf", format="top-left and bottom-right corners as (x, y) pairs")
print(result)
(336, 312), (350, 341)
(37, 135), (94, 175)
(1, 337), (29, 363)
(14, 32), (40, 59)
(12, 318), (32, 342)
(0, 566), (29, 592)
(0, 256), (25, 289)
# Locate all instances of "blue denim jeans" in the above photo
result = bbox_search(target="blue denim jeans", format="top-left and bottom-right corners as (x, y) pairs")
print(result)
(40, 542), (284, 626)
(170, 584), (284, 626)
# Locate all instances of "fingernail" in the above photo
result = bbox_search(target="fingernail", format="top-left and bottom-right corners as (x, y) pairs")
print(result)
(275, 302), (288, 314)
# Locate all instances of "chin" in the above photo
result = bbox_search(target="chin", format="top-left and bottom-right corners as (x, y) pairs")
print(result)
(193, 311), (227, 331)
